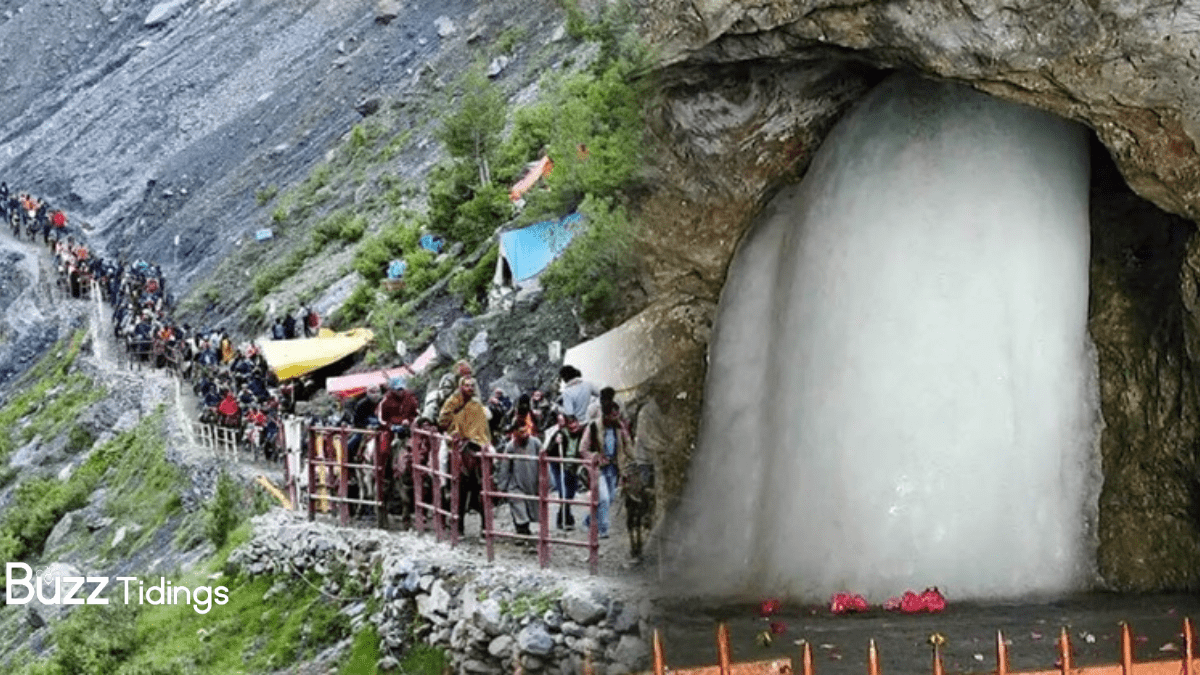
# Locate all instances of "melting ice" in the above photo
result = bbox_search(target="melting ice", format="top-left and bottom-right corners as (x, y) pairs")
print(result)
(669, 74), (1100, 601)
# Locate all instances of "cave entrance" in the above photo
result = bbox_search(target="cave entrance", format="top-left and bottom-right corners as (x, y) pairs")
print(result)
(670, 73), (1134, 601)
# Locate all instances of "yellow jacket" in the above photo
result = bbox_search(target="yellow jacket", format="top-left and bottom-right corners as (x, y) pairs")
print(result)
(438, 390), (491, 448)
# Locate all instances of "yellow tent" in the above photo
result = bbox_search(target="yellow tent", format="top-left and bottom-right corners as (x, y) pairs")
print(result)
(258, 327), (375, 381)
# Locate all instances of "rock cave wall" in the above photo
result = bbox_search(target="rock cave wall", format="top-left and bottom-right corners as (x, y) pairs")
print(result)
(630, 0), (1200, 590)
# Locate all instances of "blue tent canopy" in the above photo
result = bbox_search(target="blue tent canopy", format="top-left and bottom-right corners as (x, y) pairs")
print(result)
(496, 213), (584, 283)
(419, 234), (445, 254)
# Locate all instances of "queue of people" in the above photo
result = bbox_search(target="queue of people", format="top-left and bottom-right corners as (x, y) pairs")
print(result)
(9, 184), (656, 559)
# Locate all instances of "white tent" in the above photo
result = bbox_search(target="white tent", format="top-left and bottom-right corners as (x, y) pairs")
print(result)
(560, 310), (671, 394)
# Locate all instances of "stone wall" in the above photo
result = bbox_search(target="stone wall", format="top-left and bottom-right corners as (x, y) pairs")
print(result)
(229, 511), (654, 674)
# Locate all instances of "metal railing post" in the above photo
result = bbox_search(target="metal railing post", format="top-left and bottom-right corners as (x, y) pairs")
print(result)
(482, 444), (496, 562)
(588, 453), (599, 576)
(449, 439), (461, 547)
(413, 431), (426, 533)
(538, 451), (550, 569)
(338, 428), (349, 527)
(306, 428), (316, 521)
(376, 429), (389, 530)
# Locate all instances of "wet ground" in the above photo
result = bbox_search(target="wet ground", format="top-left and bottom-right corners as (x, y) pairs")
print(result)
(652, 593), (1200, 675)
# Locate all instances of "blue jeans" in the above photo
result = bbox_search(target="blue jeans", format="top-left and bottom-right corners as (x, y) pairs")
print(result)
(597, 463), (618, 535)
(585, 463), (618, 536)
(550, 464), (577, 529)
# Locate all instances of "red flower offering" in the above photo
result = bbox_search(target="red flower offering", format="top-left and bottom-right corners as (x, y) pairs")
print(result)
(770, 621), (788, 635)
(760, 598), (782, 617)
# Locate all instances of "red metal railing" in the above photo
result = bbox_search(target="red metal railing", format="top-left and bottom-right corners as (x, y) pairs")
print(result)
(409, 427), (465, 545)
(306, 426), (391, 527)
(643, 619), (1199, 675)
(480, 445), (601, 575)
(409, 428), (601, 574)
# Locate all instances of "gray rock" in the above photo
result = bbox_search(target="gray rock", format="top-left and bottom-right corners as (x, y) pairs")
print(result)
(377, 655), (401, 671)
(464, 659), (502, 674)
(572, 636), (601, 656)
(517, 621), (555, 657)
(375, 0), (400, 24)
(44, 510), (82, 552)
(144, 0), (189, 27)
(543, 608), (563, 630)
(521, 654), (544, 671)
(355, 97), (381, 116)
(562, 588), (606, 626)
(416, 579), (451, 621)
(488, 634), (515, 657)
(468, 330), (489, 360)
(609, 601), (639, 634)
(487, 56), (509, 78)
(402, 570), (421, 594)
(609, 635), (650, 670)
(474, 597), (504, 634)
(450, 620), (470, 650)
(434, 16), (456, 38)
(341, 601), (367, 618)
(561, 620), (584, 638)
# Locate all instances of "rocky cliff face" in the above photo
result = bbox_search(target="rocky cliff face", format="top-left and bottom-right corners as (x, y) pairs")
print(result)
(0, 0), (475, 292)
(630, 0), (1200, 589)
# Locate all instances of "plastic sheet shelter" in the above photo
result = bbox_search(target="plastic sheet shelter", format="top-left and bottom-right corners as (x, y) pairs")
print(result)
(259, 327), (375, 381)
(494, 213), (585, 287)
(325, 344), (439, 399)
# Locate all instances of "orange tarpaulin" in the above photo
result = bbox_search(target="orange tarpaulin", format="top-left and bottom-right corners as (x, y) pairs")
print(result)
(510, 156), (553, 202)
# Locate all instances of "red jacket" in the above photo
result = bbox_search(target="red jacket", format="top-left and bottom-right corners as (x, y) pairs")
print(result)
(379, 389), (419, 426)
(217, 394), (239, 417)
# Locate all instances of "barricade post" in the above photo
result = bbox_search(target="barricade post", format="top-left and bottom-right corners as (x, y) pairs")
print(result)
(376, 429), (390, 530)
(538, 451), (550, 568)
(449, 439), (461, 546)
(587, 453), (599, 576)
(337, 428), (350, 526)
(306, 427), (317, 521)
(482, 443), (496, 562)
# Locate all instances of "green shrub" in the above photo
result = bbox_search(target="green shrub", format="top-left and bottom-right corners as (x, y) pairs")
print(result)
(450, 182), (509, 248)
(38, 603), (141, 675)
(204, 471), (241, 549)
(494, 26), (526, 56)
(540, 195), (635, 324)
(0, 409), (167, 562)
(450, 244), (499, 312)
(436, 66), (506, 188)
(313, 209), (368, 247)
(336, 281), (377, 326)
(338, 625), (381, 675)
(255, 185), (279, 206)
(354, 219), (422, 283)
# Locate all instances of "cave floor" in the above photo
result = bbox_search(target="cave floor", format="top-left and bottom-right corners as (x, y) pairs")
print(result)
(652, 593), (1200, 675)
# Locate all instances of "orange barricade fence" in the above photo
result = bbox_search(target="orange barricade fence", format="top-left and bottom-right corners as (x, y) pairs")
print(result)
(643, 619), (1199, 675)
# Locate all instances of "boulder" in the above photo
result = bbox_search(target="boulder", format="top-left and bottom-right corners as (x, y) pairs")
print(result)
(355, 97), (381, 117)
(375, 0), (400, 23)
(517, 621), (555, 657)
(473, 597), (504, 635)
(487, 56), (509, 78)
(608, 635), (650, 671)
(143, 0), (189, 27)
(562, 588), (606, 625)
(488, 634), (515, 657)
(434, 16), (456, 38)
